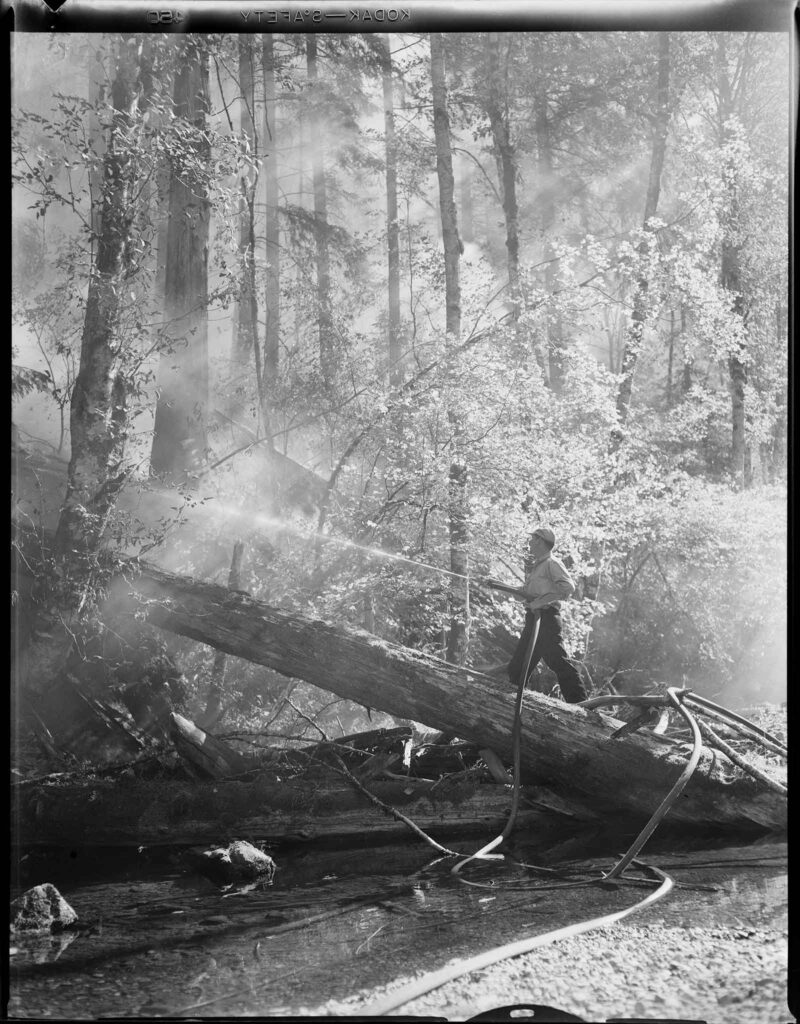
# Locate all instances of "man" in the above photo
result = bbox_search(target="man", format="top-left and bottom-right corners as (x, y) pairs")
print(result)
(507, 526), (587, 703)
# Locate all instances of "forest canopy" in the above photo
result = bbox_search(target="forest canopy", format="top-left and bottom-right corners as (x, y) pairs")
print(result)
(11, 29), (788, 745)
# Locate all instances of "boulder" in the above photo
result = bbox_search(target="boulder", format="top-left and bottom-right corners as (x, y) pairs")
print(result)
(10, 884), (78, 933)
(188, 840), (276, 883)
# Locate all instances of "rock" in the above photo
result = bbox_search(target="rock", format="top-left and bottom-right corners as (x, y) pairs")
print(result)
(227, 840), (276, 879)
(10, 884), (78, 933)
(187, 840), (276, 883)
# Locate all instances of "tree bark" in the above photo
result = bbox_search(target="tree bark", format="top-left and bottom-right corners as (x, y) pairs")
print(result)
(430, 35), (461, 351)
(87, 46), (107, 243)
(119, 561), (786, 831)
(715, 35), (750, 489)
(682, 305), (693, 395)
(306, 35), (335, 384)
(232, 36), (258, 376)
(170, 711), (259, 778)
(430, 33), (470, 665)
(612, 33), (672, 446)
(381, 35), (403, 387)
(55, 37), (145, 555)
(262, 36), (281, 388)
(13, 773), (558, 848)
(150, 39), (211, 481)
(532, 56), (567, 392)
(459, 154), (473, 245)
(151, 69), (174, 352)
(666, 306), (676, 407)
(485, 33), (521, 332)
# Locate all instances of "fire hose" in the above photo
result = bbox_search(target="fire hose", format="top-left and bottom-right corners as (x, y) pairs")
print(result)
(357, 573), (786, 1016)
(359, 687), (704, 1017)
(450, 606), (541, 876)
(358, 569), (700, 1015)
(174, 561), (782, 1019)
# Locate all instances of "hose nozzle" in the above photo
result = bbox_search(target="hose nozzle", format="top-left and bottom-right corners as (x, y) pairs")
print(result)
(480, 578), (526, 599)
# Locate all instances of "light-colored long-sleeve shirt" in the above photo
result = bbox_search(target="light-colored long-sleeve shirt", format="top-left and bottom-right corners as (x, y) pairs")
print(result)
(522, 554), (575, 610)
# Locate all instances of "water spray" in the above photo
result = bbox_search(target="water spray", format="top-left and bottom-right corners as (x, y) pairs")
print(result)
(209, 500), (528, 599)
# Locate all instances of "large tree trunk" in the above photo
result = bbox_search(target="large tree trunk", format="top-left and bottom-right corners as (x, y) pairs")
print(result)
(55, 37), (145, 555)
(715, 35), (751, 489)
(724, 258), (748, 488)
(430, 33), (470, 666)
(118, 562), (786, 832)
(150, 39), (211, 480)
(87, 48), (107, 244)
(151, 72), (174, 360)
(228, 36), (266, 440)
(381, 35), (403, 387)
(459, 154), (473, 245)
(485, 33), (521, 334)
(262, 36), (281, 391)
(612, 33), (672, 446)
(306, 35), (335, 384)
(232, 37), (258, 372)
(532, 40), (567, 392)
(12, 773), (559, 848)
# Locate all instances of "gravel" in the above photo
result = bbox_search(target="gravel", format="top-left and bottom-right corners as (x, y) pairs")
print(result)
(319, 921), (791, 1022)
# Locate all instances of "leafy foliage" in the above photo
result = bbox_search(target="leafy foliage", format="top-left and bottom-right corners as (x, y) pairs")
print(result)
(11, 30), (788, 752)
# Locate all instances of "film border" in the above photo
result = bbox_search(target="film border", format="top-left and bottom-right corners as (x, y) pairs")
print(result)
(7, 0), (795, 34)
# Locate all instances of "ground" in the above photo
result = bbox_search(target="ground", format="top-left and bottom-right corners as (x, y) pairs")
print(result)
(318, 921), (792, 1023)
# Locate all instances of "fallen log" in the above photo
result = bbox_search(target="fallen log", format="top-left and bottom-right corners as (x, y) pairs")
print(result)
(169, 716), (415, 780)
(303, 725), (413, 771)
(412, 741), (485, 778)
(11, 773), (574, 848)
(169, 713), (266, 779)
(120, 562), (785, 833)
(312, 725), (413, 750)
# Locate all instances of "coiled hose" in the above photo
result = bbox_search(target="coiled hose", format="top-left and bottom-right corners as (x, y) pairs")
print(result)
(684, 693), (787, 755)
(358, 687), (705, 1017)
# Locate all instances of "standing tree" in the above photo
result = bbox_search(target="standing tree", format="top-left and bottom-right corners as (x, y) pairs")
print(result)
(228, 36), (264, 433)
(484, 33), (521, 337)
(306, 35), (335, 385)
(56, 36), (151, 554)
(262, 36), (281, 396)
(380, 34), (403, 387)
(612, 32), (672, 445)
(715, 33), (749, 488)
(150, 38), (211, 481)
(531, 34), (566, 392)
(430, 33), (469, 664)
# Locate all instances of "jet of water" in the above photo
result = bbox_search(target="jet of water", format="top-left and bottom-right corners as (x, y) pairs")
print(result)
(202, 499), (520, 589)
(210, 501), (476, 584)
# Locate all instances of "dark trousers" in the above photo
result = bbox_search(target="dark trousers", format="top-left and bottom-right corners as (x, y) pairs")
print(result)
(508, 608), (587, 704)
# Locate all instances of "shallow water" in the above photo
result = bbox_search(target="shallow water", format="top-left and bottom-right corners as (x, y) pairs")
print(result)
(8, 833), (787, 1019)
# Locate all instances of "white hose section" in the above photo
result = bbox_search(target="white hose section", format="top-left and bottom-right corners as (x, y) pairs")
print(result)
(359, 868), (674, 1017)
(604, 688), (703, 880)
(451, 833), (505, 873)
(360, 687), (707, 1016)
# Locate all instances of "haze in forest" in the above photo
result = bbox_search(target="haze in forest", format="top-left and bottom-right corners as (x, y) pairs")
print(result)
(12, 29), (788, 737)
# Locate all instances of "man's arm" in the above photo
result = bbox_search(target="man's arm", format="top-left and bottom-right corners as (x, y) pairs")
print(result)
(526, 561), (575, 611)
